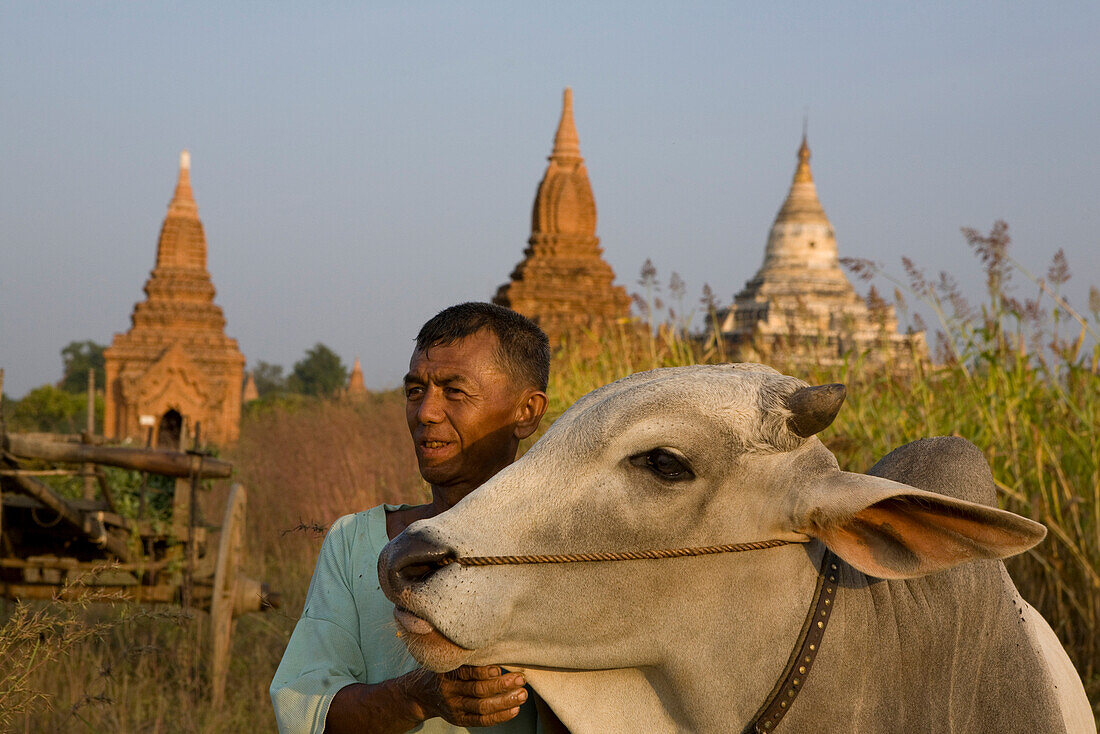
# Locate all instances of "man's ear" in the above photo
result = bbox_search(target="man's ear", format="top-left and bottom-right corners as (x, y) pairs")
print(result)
(513, 390), (548, 440)
(791, 472), (1046, 579)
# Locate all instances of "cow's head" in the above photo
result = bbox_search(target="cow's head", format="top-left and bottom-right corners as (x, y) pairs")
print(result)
(378, 364), (1044, 673)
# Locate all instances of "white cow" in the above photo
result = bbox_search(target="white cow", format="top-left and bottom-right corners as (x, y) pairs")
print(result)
(379, 364), (1094, 733)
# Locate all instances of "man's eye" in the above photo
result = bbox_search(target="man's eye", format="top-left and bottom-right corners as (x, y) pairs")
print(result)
(631, 449), (693, 481)
(444, 387), (464, 397)
(405, 386), (423, 399)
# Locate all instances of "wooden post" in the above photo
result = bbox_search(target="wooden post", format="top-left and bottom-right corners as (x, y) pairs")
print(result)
(87, 369), (95, 433)
(83, 369), (96, 500)
(172, 428), (192, 538)
(181, 422), (202, 613)
(137, 426), (153, 519)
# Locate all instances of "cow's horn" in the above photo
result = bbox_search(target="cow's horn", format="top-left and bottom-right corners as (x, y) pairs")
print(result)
(786, 383), (847, 437)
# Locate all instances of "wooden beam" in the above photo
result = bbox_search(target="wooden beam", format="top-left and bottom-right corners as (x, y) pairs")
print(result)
(0, 468), (132, 562)
(4, 435), (232, 479)
(0, 582), (181, 605)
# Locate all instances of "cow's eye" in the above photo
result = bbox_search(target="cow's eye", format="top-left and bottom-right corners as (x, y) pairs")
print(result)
(632, 449), (693, 481)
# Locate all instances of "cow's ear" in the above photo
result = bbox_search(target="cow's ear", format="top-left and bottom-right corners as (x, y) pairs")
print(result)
(793, 472), (1046, 579)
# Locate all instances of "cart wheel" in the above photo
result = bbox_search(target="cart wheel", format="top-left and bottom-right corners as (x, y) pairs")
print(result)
(209, 483), (246, 706)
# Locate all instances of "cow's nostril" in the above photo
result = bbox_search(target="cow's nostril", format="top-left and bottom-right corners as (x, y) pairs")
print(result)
(398, 558), (450, 584)
(386, 532), (457, 592)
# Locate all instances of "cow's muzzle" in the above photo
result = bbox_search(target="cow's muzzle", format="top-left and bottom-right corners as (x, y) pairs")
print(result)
(379, 530), (456, 599)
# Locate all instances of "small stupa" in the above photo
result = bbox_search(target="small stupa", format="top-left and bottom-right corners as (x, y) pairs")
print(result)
(493, 88), (631, 346)
(241, 371), (259, 403)
(345, 357), (368, 399)
(717, 134), (925, 367)
(104, 151), (246, 446)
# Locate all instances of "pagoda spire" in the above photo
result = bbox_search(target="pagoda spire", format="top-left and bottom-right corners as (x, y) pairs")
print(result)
(153, 149), (208, 272)
(169, 149), (198, 216)
(550, 87), (581, 161)
(528, 87), (596, 237)
(793, 132), (813, 184)
(775, 133), (827, 224)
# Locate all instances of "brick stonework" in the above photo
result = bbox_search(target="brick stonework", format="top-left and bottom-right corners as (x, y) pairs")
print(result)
(104, 152), (246, 446)
(494, 88), (631, 346)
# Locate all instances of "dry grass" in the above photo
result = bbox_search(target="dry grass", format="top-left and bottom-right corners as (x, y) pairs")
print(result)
(0, 595), (302, 733)
(2, 391), (430, 732)
(0, 579), (128, 731)
(230, 390), (429, 560)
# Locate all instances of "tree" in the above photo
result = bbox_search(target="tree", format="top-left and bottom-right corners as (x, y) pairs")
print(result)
(252, 360), (288, 397)
(9, 385), (102, 434)
(290, 344), (347, 397)
(59, 341), (106, 393)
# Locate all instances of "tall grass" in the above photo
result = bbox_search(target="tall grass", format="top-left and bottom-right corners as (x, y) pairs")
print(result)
(0, 579), (127, 731)
(0, 592), (297, 732)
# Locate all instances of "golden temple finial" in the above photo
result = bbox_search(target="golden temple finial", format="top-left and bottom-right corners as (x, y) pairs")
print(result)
(170, 148), (197, 214)
(551, 87), (581, 161)
(794, 132), (813, 184)
(774, 131), (827, 224)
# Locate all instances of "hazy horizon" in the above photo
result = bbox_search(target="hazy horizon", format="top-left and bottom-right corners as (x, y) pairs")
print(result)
(3, 3), (1098, 398)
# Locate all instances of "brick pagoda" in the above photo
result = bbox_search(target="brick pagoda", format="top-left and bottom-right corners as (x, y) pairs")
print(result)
(345, 357), (369, 399)
(104, 151), (246, 446)
(493, 88), (631, 345)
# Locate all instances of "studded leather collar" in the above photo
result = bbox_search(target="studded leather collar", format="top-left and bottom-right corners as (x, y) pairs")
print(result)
(747, 549), (839, 733)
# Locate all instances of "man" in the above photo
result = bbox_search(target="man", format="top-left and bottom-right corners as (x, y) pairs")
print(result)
(271, 302), (553, 734)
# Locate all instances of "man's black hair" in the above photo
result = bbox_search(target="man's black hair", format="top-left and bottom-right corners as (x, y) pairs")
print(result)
(415, 302), (551, 392)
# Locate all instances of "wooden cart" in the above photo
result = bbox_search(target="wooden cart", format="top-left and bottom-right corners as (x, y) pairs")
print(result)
(0, 430), (279, 705)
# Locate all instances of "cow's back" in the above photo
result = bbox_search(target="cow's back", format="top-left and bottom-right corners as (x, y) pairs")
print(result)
(868, 435), (997, 506)
(859, 436), (1093, 732)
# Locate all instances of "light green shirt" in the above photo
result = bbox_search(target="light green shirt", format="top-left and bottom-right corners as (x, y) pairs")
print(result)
(270, 505), (539, 734)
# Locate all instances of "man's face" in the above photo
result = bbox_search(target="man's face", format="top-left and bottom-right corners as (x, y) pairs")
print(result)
(404, 329), (528, 491)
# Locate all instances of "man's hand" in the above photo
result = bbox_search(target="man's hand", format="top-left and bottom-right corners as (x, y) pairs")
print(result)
(408, 665), (529, 728)
(325, 665), (528, 734)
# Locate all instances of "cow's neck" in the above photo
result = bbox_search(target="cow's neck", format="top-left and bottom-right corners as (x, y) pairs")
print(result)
(768, 560), (1065, 733)
(520, 544), (825, 733)
(519, 666), (683, 733)
(655, 543), (827, 732)
(524, 549), (1065, 734)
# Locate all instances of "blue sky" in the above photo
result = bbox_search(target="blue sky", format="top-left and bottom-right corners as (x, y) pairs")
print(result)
(2, 2), (1097, 396)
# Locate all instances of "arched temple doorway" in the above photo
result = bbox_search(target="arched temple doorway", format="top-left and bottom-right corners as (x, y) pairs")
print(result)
(156, 409), (183, 449)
